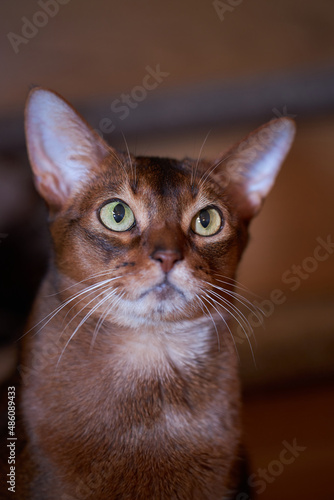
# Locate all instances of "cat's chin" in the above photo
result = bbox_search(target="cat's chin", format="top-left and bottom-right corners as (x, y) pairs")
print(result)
(110, 283), (198, 326)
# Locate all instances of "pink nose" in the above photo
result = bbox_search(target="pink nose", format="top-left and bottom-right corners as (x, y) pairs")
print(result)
(151, 249), (182, 273)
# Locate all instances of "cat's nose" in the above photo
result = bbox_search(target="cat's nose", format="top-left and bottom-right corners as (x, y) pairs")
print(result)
(151, 249), (182, 273)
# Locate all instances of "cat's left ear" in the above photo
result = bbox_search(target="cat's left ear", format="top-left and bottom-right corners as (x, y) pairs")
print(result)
(214, 118), (296, 220)
(25, 87), (110, 212)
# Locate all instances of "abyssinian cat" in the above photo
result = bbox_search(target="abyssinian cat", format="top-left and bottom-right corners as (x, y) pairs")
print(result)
(17, 88), (295, 499)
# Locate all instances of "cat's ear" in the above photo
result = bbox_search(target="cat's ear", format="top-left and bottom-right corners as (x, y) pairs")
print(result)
(25, 87), (110, 212)
(215, 118), (296, 220)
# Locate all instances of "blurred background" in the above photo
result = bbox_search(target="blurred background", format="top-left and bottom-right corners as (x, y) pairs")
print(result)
(0, 1), (333, 498)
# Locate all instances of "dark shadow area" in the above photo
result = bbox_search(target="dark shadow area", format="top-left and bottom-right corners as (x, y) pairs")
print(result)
(0, 149), (50, 346)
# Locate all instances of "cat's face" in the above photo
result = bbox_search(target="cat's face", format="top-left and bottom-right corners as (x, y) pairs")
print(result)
(25, 88), (295, 330)
(51, 152), (246, 326)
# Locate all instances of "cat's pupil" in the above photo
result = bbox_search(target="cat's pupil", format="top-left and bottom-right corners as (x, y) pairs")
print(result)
(113, 203), (125, 223)
(199, 210), (210, 228)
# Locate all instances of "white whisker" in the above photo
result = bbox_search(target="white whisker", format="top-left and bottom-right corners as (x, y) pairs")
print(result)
(121, 131), (135, 186)
(200, 292), (240, 360)
(191, 130), (211, 188)
(199, 279), (258, 365)
(22, 276), (123, 340)
(61, 283), (112, 324)
(207, 289), (251, 332)
(56, 288), (119, 367)
(213, 274), (256, 295)
(196, 294), (221, 351)
(205, 289), (256, 365)
(58, 283), (117, 341)
(90, 290), (125, 348)
(197, 157), (225, 191)
(109, 147), (130, 183)
(197, 150), (236, 191)
(207, 281), (263, 324)
(46, 270), (119, 296)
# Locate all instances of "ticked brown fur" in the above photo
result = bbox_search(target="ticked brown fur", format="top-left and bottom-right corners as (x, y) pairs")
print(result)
(16, 88), (295, 499)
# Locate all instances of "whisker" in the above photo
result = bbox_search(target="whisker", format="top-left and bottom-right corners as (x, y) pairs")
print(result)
(205, 289), (256, 365)
(200, 279), (258, 365)
(109, 139), (131, 185)
(61, 282), (115, 327)
(56, 288), (119, 367)
(200, 292), (240, 360)
(197, 149), (237, 191)
(195, 294), (221, 352)
(91, 290), (125, 348)
(59, 283), (117, 340)
(22, 276), (123, 340)
(206, 281), (263, 324)
(213, 274), (257, 295)
(109, 147), (129, 176)
(121, 131), (136, 186)
(207, 289), (251, 332)
(191, 130), (211, 188)
(46, 270), (120, 296)
(197, 157), (225, 191)
(91, 291), (116, 344)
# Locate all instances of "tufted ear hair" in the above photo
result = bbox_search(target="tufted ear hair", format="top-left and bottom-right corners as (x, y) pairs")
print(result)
(25, 87), (110, 213)
(214, 118), (296, 220)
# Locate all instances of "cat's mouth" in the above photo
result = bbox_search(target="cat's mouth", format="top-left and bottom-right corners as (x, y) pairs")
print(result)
(139, 279), (186, 301)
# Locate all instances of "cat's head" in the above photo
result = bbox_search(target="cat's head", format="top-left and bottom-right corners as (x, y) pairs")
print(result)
(25, 88), (295, 328)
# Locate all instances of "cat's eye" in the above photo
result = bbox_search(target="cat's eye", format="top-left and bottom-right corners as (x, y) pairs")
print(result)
(99, 200), (135, 232)
(191, 207), (223, 236)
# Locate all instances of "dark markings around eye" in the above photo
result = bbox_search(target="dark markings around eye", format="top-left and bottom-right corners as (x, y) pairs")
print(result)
(81, 228), (126, 255)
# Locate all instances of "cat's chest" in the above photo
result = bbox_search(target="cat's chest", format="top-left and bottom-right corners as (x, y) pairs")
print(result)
(68, 326), (216, 412)
(32, 323), (225, 432)
(104, 323), (214, 375)
(24, 314), (239, 498)
(40, 350), (230, 470)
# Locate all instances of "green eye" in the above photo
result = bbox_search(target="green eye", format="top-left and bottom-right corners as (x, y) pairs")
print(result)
(191, 207), (223, 236)
(99, 200), (135, 232)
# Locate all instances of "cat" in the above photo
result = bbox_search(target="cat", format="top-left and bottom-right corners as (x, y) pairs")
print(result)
(16, 87), (295, 499)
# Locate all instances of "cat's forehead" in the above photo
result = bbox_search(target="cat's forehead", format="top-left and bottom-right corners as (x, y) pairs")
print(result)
(101, 153), (220, 206)
(134, 156), (193, 196)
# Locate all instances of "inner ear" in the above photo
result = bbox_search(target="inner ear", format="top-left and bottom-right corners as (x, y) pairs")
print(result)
(213, 118), (296, 220)
(25, 87), (111, 213)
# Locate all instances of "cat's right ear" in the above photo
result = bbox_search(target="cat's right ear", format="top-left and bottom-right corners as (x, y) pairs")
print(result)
(213, 118), (296, 220)
(25, 88), (110, 212)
